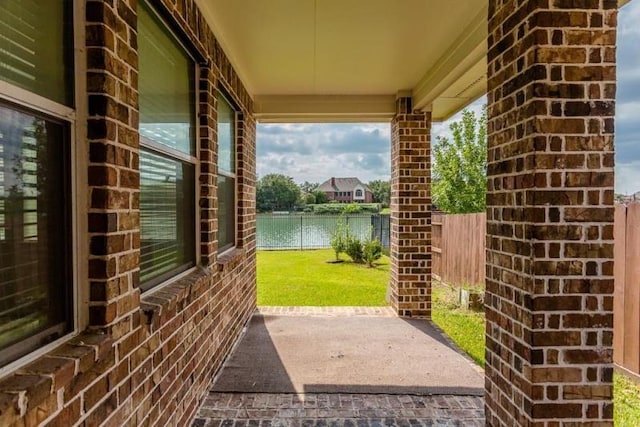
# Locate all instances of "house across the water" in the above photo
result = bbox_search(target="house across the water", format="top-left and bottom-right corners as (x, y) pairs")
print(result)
(318, 177), (373, 203)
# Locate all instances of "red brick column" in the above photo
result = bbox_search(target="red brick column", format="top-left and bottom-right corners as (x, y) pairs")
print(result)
(199, 67), (219, 265)
(87, 0), (141, 331)
(485, 1), (617, 425)
(389, 97), (432, 317)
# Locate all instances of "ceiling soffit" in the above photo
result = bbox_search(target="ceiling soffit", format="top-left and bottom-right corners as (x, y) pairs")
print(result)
(195, 0), (489, 122)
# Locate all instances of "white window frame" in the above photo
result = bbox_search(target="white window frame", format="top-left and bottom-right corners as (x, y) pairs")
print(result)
(0, 0), (87, 377)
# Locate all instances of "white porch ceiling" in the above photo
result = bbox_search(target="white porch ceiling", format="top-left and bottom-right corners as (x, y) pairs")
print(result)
(194, 0), (487, 122)
(196, 0), (632, 122)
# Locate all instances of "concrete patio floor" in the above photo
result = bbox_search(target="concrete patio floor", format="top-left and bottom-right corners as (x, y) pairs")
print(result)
(192, 307), (485, 426)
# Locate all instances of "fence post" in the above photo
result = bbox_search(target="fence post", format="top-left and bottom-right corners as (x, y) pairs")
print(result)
(300, 215), (303, 250)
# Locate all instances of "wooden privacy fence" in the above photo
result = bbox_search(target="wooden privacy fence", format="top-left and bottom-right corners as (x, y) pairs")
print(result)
(433, 206), (640, 377)
(614, 203), (640, 377)
(432, 212), (486, 287)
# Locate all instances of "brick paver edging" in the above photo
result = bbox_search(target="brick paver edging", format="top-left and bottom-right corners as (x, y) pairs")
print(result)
(257, 306), (397, 317)
(192, 392), (485, 426)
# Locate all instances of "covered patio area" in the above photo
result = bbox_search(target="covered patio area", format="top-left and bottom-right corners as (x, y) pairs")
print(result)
(197, 0), (621, 423)
(193, 307), (484, 425)
(0, 0), (626, 425)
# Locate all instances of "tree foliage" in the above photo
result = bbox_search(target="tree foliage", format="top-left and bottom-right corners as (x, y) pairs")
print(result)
(299, 181), (319, 194)
(330, 217), (348, 261)
(362, 235), (383, 267)
(368, 180), (390, 207)
(304, 189), (328, 205)
(309, 203), (380, 215)
(312, 190), (328, 204)
(345, 234), (364, 264)
(256, 174), (301, 212)
(432, 106), (487, 214)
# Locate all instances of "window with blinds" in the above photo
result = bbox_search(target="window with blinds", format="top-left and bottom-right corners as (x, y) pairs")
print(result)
(217, 95), (236, 252)
(0, 105), (71, 367)
(0, 0), (73, 368)
(138, 1), (196, 290)
(0, 0), (73, 106)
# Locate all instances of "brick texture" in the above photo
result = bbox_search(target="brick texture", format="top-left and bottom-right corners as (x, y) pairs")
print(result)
(485, 1), (617, 425)
(193, 392), (485, 425)
(0, 0), (257, 425)
(389, 97), (432, 318)
(87, 0), (141, 330)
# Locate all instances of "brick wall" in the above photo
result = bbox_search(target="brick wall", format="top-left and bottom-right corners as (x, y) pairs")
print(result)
(0, 0), (257, 425)
(485, 1), (617, 425)
(389, 97), (432, 317)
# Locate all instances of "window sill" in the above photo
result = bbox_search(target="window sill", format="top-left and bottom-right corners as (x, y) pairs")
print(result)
(138, 248), (245, 334)
(0, 332), (113, 420)
(217, 247), (245, 272)
(139, 268), (212, 333)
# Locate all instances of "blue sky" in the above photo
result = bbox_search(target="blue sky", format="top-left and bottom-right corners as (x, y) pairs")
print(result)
(257, 2), (640, 192)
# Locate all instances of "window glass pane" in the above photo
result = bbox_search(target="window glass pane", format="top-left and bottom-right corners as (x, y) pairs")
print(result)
(217, 175), (235, 251)
(139, 149), (195, 287)
(0, 103), (70, 367)
(138, 2), (194, 156)
(217, 96), (235, 174)
(0, 0), (73, 106)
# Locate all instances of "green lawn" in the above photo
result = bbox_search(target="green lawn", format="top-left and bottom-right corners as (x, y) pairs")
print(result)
(431, 282), (486, 367)
(430, 281), (640, 425)
(614, 371), (640, 426)
(257, 249), (389, 306)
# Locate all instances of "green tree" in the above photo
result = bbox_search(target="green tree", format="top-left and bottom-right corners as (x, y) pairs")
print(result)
(304, 193), (317, 205)
(432, 106), (487, 214)
(257, 174), (301, 212)
(362, 231), (383, 268)
(303, 189), (328, 205)
(299, 181), (319, 194)
(312, 190), (328, 204)
(368, 180), (390, 207)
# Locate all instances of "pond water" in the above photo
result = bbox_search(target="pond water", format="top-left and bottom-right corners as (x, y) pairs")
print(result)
(256, 214), (389, 250)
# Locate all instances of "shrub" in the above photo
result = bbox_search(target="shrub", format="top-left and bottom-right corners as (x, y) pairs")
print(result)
(345, 234), (364, 264)
(330, 218), (348, 260)
(343, 203), (362, 214)
(314, 204), (346, 215)
(363, 235), (383, 267)
(308, 203), (381, 215)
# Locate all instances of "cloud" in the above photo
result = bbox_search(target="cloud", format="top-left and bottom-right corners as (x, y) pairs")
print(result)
(616, 161), (640, 195)
(618, 3), (640, 108)
(616, 101), (640, 160)
(619, 1), (640, 36)
(257, 123), (391, 183)
(615, 2), (640, 194)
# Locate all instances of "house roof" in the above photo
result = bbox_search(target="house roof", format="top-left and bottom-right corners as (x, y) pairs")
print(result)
(318, 177), (371, 193)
